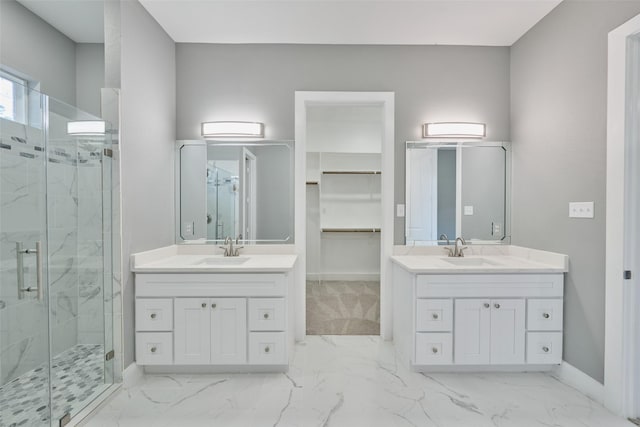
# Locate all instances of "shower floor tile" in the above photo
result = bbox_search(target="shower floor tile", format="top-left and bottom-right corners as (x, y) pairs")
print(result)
(0, 344), (107, 427)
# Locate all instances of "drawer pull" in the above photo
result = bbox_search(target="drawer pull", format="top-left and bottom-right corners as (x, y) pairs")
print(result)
(494, 303), (501, 309)
(432, 313), (439, 320)
(201, 303), (206, 308)
(150, 313), (157, 319)
(543, 313), (550, 319)
(484, 303), (490, 308)
(431, 347), (438, 354)
(212, 303), (217, 309)
(263, 313), (270, 319)
(542, 346), (549, 353)
(150, 346), (157, 353)
(264, 346), (270, 353)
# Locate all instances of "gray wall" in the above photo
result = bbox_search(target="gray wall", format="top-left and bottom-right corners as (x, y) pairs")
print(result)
(511, 0), (640, 383)
(120, 0), (176, 367)
(76, 43), (105, 117)
(0, 0), (76, 105)
(175, 44), (511, 244)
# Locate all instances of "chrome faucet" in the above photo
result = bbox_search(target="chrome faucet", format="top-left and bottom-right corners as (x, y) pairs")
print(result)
(453, 237), (467, 257)
(220, 236), (243, 257)
(440, 234), (455, 257)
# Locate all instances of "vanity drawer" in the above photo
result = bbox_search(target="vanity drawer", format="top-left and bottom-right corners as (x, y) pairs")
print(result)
(526, 332), (562, 364)
(248, 332), (287, 365)
(415, 333), (453, 365)
(416, 299), (452, 332)
(249, 298), (286, 331)
(136, 298), (173, 331)
(527, 299), (563, 331)
(136, 332), (173, 365)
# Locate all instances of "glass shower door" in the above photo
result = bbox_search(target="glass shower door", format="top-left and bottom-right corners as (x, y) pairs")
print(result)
(46, 98), (114, 425)
(0, 86), (52, 426)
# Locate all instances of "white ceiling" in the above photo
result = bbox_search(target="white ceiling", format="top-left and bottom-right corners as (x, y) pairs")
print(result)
(139, 0), (562, 46)
(17, 0), (104, 43)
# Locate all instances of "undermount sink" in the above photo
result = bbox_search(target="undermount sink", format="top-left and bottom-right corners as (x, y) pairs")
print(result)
(441, 257), (502, 267)
(194, 256), (250, 265)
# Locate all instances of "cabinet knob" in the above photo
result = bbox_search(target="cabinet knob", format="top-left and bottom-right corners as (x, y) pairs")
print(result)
(150, 313), (157, 319)
(542, 346), (549, 353)
(150, 347), (157, 353)
(494, 303), (501, 309)
(483, 303), (490, 308)
(264, 346), (270, 353)
(543, 313), (550, 319)
(431, 347), (438, 354)
(201, 303), (207, 308)
(263, 313), (270, 319)
(212, 303), (217, 309)
(432, 313), (439, 320)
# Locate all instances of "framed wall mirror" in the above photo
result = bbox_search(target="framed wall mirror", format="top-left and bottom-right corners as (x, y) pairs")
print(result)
(405, 141), (511, 245)
(177, 140), (294, 244)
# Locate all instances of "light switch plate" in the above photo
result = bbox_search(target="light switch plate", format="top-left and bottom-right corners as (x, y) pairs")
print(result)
(464, 205), (474, 216)
(396, 204), (405, 217)
(569, 202), (594, 218)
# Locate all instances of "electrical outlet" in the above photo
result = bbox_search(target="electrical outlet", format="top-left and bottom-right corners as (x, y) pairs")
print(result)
(396, 204), (405, 217)
(183, 221), (194, 235)
(569, 202), (594, 219)
(464, 205), (474, 216)
(492, 222), (502, 236)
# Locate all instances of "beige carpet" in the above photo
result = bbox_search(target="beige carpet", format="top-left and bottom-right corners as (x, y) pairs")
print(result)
(306, 280), (380, 335)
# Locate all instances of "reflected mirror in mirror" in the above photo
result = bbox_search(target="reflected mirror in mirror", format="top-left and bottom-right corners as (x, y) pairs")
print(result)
(178, 140), (294, 244)
(405, 141), (510, 244)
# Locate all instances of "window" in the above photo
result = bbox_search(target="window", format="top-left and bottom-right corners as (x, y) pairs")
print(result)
(0, 70), (28, 123)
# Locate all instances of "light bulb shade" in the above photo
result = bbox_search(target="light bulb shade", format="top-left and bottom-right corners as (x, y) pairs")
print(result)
(423, 122), (486, 138)
(201, 121), (264, 138)
(67, 120), (106, 136)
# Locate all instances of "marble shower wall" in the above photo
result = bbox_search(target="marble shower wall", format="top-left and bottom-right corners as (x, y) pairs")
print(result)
(0, 118), (49, 385)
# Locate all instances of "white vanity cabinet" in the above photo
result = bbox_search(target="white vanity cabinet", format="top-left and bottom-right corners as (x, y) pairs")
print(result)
(134, 272), (293, 370)
(393, 265), (565, 370)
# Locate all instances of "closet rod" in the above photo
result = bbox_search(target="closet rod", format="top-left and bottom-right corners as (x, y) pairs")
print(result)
(321, 228), (381, 233)
(322, 171), (381, 175)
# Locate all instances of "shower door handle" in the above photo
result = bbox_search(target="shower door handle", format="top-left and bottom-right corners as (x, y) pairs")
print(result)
(16, 241), (43, 301)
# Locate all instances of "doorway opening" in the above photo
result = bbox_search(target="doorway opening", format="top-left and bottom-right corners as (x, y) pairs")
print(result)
(294, 92), (395, 340)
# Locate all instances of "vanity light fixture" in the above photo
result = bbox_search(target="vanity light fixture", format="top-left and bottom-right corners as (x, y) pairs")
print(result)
(67, 120), (106, 136)
(423, 122), (486, 138)
(201, 121), (264, 138)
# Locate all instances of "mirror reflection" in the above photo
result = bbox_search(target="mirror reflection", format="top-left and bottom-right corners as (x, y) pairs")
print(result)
(178, 140), (294, 244)
(405, 141), (510, 244)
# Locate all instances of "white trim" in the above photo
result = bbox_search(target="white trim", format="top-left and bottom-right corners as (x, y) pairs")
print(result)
(122, 362), (144, 388)
(294, 91), (395, 341)
(553, 361), (604, 405)
(605, 12), (640, 418)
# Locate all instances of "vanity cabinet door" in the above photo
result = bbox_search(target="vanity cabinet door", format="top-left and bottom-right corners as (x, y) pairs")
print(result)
(211, 298), (247, 364)
(454, 299), (491, 364)
(489, 299), (525, 364)
(174, 298), (211, 365)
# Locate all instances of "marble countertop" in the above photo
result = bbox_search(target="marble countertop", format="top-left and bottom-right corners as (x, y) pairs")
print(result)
(131, 245), (297, 273)
(391, 245), (568, 274)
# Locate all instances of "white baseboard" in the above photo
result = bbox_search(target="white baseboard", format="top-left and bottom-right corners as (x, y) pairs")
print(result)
(123, 362), (144, 388)
(552, 361), (604, 404)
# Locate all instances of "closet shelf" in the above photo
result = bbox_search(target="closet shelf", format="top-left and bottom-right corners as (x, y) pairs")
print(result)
(321, 228), (381, 233)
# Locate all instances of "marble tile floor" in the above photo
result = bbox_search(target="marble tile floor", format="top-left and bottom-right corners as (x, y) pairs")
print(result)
(306, 280), (380, 335)
(83, 336), (631, 427)
(0, 344), (108, 427)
